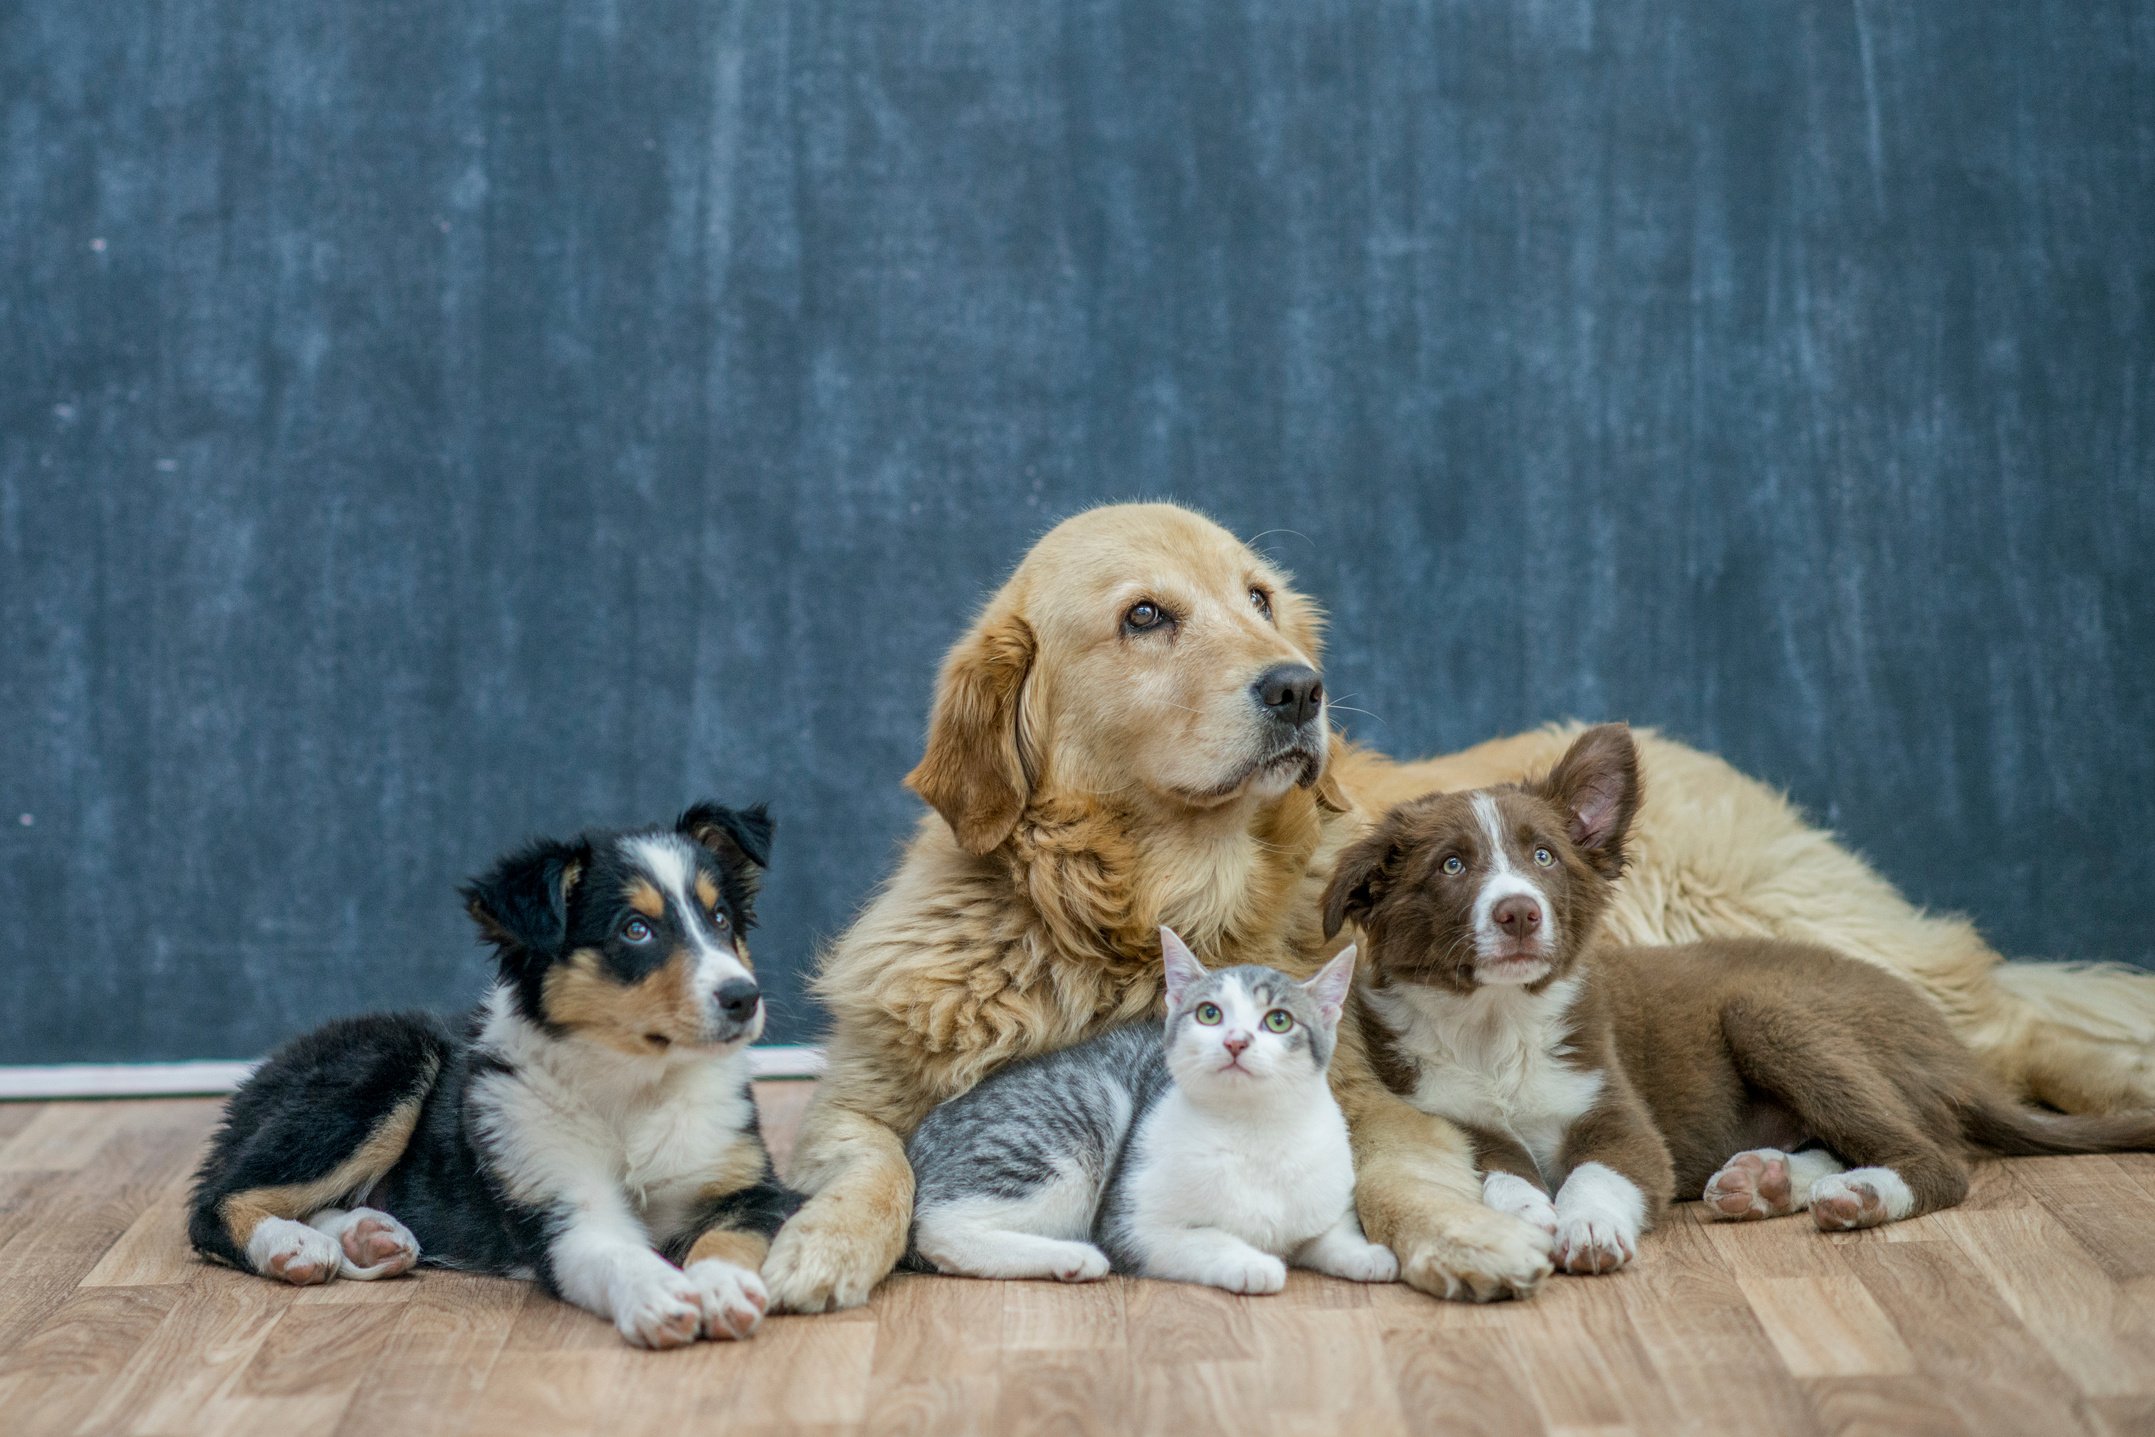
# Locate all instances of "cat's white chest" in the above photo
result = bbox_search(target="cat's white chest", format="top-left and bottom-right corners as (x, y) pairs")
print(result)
(1132, 1091), (1356, 1253)
(1370, 978), (1603, 1182)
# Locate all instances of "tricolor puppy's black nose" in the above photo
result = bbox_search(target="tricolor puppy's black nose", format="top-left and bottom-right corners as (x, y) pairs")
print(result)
(714, 979), (761, 1021)
(1253, 663), (1324, 727)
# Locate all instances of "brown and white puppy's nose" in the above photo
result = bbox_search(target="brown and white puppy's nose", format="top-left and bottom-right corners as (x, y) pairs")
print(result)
(1252, 663), (1324, 728)
(714, 978), (761, 1023)
(1492, 895), (1543, 938)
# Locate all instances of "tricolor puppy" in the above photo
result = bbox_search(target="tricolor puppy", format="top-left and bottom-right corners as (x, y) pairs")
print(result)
(189, 803), (800, 1349)
(1322, 724), (2155, 1275)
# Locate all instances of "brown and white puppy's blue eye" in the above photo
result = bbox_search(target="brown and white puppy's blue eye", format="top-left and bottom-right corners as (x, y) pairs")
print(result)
(1441, 855), (1466, 877)
(1194, 1001), (1224, 1025)
(1262, 1008), (1293, 1034)
(622, 917), (653, 942)
(1249, 586), (1273, 621)
(1533, 847), (1556, 868)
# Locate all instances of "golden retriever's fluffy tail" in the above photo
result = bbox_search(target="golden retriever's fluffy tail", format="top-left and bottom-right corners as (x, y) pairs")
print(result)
(1990, 958), (2155, 1113)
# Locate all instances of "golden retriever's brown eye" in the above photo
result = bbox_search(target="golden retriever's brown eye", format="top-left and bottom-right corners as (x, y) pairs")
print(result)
(1123, 601), (1166, 634)
(1249, 587), (1273, 620)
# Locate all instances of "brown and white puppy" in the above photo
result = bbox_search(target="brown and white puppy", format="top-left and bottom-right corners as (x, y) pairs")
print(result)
(1324, 724), (2155, 1275)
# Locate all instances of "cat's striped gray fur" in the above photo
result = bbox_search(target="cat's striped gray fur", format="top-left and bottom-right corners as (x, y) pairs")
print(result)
(905, 927), (1398, 1294)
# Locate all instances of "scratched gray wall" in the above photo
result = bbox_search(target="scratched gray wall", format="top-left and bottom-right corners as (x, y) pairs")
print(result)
(3, 2), (2150, 1061)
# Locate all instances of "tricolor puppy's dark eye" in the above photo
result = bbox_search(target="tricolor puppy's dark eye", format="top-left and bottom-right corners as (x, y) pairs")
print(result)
(623, 918), (653, 942)
(711, 908), (729, 930)
(1124, 601), (1165, 633)
(1442, 856), (1465, 876)
(1263, 1009), (1293, 1033)
(1249, 587), (1273, 620)
(1533, 847), (1555, 868)
(1194, 1001), (1223, 1025)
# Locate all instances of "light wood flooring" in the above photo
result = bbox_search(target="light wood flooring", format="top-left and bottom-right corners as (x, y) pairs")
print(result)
(2, 1086), (2153, 1436)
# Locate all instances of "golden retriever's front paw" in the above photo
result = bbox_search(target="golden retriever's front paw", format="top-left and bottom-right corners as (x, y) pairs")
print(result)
(761, 1206), (896, 1314)
(1396, 1204), (1553, 1303)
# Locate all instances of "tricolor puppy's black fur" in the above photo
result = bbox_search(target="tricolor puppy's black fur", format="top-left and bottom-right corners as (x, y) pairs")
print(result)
(188, 803), (801, 1349)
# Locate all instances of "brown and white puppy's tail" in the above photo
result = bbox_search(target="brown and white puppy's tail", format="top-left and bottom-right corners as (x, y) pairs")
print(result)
(1960, 1095), (2155, 1158)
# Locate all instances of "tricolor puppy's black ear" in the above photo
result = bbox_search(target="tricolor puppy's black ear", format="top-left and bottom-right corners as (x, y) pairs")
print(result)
(462, 837), (589, 957)
(678, 801), (774, 896)
(1535, 723), (1642, 879)
(1321, 813), (1409, 939)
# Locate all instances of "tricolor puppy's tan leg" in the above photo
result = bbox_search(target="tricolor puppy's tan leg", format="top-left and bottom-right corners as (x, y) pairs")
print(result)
(760, 1098), (915, 1313)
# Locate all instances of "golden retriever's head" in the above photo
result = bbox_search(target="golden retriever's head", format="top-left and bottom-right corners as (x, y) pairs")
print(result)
(907, 503), (1347, 854)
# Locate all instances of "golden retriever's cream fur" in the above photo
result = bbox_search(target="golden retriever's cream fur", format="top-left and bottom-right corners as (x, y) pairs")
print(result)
(761, 502), (2155, 1312)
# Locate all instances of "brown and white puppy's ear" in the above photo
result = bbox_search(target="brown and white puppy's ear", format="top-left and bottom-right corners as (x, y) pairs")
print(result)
(1159, 926), (1209, 1009)
(1320, 811), (1410, 939)
(1300, 944), (1358, 1029)
(905, 607), (1036, 855)
(1534, 724), (1642, 879)
(677, 801), (774, 906)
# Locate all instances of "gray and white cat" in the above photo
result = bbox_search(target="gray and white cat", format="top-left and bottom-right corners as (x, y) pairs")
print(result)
(905, 927), (1397, 1294)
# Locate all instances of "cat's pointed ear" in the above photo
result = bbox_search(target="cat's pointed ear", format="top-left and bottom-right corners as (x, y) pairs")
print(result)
(1302, 945), (1357, 1027)
(1160, 926), (1207, 1007)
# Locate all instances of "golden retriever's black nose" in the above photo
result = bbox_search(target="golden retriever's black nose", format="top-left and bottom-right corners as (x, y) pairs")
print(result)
(715, 979), (762, 1021)
(1254, 663), (1324, 727)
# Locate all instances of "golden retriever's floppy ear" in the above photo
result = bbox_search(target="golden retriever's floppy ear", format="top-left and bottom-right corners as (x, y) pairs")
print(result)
(905, 609), (1036, 855)
(1320, 813), (1407, 939)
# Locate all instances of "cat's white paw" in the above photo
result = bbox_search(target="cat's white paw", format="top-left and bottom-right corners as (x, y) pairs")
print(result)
(1482, 1171), (1558, 1236)
(612, 1269), (708, 1349)
(1328, 1241), (1399, 1283)
(683, 1259), (767, 1341)
(1051, 1243), (1111, 1283)
(1203, 1250), (1287, 1295)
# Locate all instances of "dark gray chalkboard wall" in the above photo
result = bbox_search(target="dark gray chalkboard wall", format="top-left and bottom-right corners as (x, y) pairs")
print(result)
(4, 2), (2150, 1062)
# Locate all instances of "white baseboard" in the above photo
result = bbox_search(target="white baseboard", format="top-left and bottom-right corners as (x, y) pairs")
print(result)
(0, 1045), (828, 1100)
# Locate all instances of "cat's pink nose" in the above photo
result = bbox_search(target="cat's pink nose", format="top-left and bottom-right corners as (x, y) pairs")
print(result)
(1223, 1032), (1251, 1056)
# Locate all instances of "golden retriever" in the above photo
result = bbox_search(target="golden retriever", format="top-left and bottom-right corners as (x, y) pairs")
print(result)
(762, 502), (2155, 1310)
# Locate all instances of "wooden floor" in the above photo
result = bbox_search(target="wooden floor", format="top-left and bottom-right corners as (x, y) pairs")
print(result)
(3, 1089), (2154, 1437)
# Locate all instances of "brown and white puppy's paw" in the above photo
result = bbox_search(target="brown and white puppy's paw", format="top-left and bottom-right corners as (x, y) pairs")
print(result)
(1551, 1163), (1643, 1275)
(248, 1217), (344, 1285)
(1393, 1204), (1554, 1302)
(1809, 1168), (1913, 1231)
(1482, 1171), (1559, 1236)
(306, 1207), (420, 1279)
(683, 1259), (768, 1341)
(1704, 1149), (1797, 1220)
(761, 1203), (896, 1313)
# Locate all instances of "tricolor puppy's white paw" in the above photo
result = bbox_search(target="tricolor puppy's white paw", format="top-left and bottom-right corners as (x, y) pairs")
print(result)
(612, 1269), (709, 1350)
(307, 1207), (420, 1279)
(683, 1259), (768, 1341)
(249, 1217), (343, 1286)
(1809, 1168), (1914, 1231)
(1483, 1171), (1559, 1235)
(1552, 1162), (1645, 1276)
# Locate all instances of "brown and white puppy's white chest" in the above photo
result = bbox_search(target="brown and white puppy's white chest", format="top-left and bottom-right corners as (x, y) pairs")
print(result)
(1363, 977), (1604, 1183)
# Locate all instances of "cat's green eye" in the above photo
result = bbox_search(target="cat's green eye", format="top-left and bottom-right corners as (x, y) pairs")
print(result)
(1263, 1010), (1294, 1034)
(1441, 855), (1465, 876)
(1533, 847), (1555, 868)
(1194, 1002), (1223, 1025)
